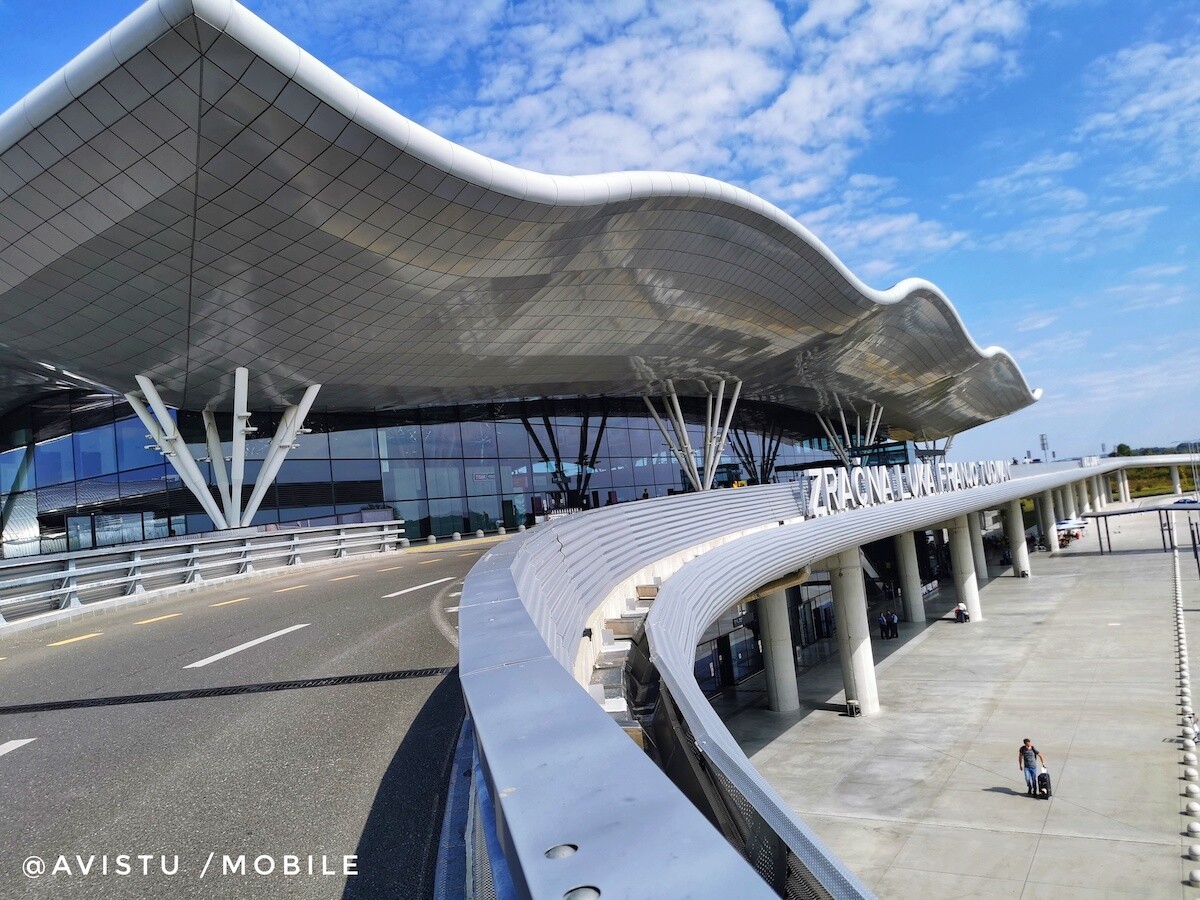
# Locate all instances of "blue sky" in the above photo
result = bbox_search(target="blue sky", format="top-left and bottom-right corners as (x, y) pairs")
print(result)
(2, 0), (1198, 462)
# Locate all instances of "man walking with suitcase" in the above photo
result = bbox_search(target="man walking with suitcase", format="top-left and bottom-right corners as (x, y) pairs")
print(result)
(1018, 738), (1045, 796)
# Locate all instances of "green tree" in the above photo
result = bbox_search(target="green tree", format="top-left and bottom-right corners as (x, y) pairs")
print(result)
(1115, 443), (1133, 456)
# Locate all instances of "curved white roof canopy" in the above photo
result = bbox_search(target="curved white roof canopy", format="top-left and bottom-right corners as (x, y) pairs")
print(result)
(0, 0), (1039, 439)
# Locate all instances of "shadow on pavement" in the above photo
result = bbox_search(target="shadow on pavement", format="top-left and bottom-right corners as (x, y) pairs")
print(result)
(344, 668), (465, 900)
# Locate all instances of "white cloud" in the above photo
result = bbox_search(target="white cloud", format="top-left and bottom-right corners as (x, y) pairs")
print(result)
(1016, 312), (1058, 332)
(971, 151), (1088, 216)
(986, 205), (1165, 257)
(1101, 280), (1190, 312)
(802, 175), (968, 283)
(1078, 35), (1200, 188)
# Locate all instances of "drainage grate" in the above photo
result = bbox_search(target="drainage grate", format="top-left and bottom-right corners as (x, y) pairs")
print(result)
(0, 666), (457, 715)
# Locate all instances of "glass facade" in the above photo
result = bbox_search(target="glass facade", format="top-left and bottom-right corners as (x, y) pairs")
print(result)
(0, 392), (860, 559)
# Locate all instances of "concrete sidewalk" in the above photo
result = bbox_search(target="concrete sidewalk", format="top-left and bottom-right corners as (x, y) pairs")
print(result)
(722, 500), (1200, 898)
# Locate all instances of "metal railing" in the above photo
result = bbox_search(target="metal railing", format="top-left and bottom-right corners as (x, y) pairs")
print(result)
(0, 520), (406, 625)
(456, 457), (1182, 898)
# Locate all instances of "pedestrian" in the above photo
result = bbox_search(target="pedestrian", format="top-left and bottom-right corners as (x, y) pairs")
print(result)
(888, 610), (899, 638)
(1018, 738), (1045, 796)
(955, 601), (967, 623)
(877, 612), (888, 640)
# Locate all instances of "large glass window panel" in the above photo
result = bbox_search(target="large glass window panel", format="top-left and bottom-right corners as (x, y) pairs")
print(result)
(76, 474), (121, 507)
(1, 492), (40, 556)
(74, 425), (118, 479)
(120, 464), (169, 500)
(0, 445), (34, 494)
(94, 512), (145, 548)
(276, 459), (333, 483)
(500, 494), (528, 529)
(464, 460), (500, 497)
(116, 415), (165, 470)
(143, 511), (171, 540)
(286, 429), (331, 460)
(35, 434), (74, 486)
(331, 459), (381, 482)
(429, 497), (466, 535)
(425, 459), (464, 498)
(389, 498), (428, 539)
(67, 516), (93, 552)
(500, 459), (535, 494)
(466, 495), (500, 532)
(460, 420), (497, 460)
(381, 459), (425, 501)
(422, 423), (461, 458)
(329, 426), (378, 459)
(602, 427), (632, 459)
(495, 422), (532, 458)
(378, 424), (422, 459)
(628, 428), (654, 460)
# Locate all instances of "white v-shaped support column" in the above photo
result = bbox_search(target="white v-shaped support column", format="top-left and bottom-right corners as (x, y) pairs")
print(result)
(239, 384), (321, 526)
(126, 369), (319, 532)
(125, 377), (229, 530)
(816, 400), (884, 468)
(642, 379), (741, 492)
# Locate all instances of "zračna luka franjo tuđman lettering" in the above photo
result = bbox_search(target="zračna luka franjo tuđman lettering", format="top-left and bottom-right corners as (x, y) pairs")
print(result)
(801, 460), (1012, 518)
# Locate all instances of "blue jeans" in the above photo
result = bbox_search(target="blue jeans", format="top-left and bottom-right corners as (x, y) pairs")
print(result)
(1024, 766), (1039, 792)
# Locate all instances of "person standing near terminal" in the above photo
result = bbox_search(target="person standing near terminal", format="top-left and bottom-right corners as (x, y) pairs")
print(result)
(1018, 739), (1045, 795)
(878, 612), (888, 640)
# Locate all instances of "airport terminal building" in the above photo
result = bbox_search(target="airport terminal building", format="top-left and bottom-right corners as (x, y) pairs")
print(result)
(0, 0), (1039, 560)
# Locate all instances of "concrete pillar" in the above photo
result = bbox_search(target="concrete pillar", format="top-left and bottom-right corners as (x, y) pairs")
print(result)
(1038, 490), (1058, 555)
(1077, 479), (1091, 514)
(1062, 483), (1078, 519)
(757, 589), (799, 713)
(1004, 499), (1031, 577)
(947, 515), (982, 622)
(1093, 476), (1106, 508)
(894, 531), (925, 629)
(968, 512), (989, 580)
(828, 548), (879, 715)
(1121, 470), (1132, 503)
(1173, 465), (1183, 494)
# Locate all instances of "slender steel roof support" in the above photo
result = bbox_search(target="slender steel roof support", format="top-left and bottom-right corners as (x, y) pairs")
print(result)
(230, 367), (250, 528)
(240, 384), (321, 526)
(815, 413), (853, 469)
(643, 391), (702, 492)
(703, 379), (741, 490)
(202, 409), (232, 524)
(126, 378), (229, 530)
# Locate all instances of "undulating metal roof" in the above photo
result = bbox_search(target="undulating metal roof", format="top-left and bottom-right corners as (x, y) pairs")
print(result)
(0, 0), (1039, 439)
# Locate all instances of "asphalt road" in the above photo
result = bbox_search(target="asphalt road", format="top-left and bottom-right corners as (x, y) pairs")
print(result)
(0, 543), (487, 899)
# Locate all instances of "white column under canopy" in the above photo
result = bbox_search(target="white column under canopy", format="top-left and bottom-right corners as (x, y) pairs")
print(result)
(828, 548), (879, 715)
(1004, 499), (1031, 577)
(642, 378), (741, 492)
(968, 512), (989, 578)
(125, 369), (320, 531)
(1038, 490), (1058, 555)
(947, 515), (982, 622)
(894, 531), (925, 630)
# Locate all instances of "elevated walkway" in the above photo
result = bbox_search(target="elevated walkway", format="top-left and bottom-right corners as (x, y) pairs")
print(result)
(719, 499), (1197, 896)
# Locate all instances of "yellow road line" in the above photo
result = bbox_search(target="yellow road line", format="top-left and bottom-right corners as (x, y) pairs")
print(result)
(457, 552), (478, 558)
(329, 574), (360, 581)
(273, 585), (307, 593)
(134, 613), (182, 625)
(210, 597), (248, 607)
(48, 632), (102, 647)
(418, 559), (438, 565)
(377, 565), (405, 572)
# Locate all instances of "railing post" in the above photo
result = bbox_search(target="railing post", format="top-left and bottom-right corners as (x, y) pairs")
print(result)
(336, 527), (348, 559)
(185, 544), (204, 584)
(126, 550), (145, 595)
(289, 533), (302, 566)
(238, 538), (255, 575)
(59, 558), (81, 608)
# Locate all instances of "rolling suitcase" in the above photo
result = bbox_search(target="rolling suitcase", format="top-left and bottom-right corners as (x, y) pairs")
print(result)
(1037, 770), (1052, 799)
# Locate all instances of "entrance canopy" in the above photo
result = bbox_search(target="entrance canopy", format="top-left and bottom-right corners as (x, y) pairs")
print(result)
(0, 0), (1039, 439)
